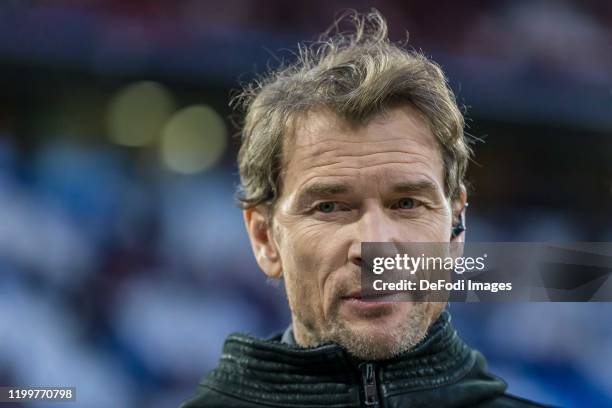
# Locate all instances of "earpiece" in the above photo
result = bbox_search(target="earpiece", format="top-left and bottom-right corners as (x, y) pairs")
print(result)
(451, 202), (468, 239)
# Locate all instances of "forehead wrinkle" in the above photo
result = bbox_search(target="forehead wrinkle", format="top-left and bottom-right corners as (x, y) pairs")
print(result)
(293, 134), (436, 157)
(293, 163), (439, 180)
(291, 142), (442, 172)
(325, 149), (441, 164)
(286, 146), (443, 185)
(290, 129), (440, 163)
(290, 153), (444, 188)
(293, 136), (428, 150)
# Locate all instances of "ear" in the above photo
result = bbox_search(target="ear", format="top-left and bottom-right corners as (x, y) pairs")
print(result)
(450, 185), (468, 243)
(243, 206), (283, 279)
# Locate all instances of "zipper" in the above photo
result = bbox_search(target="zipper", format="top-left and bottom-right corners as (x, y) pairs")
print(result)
(359, 362), (380, 406)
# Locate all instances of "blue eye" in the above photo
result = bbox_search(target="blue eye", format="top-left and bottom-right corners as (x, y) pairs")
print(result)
(317, 202), (337, 213)
(396, 198), (415, 209)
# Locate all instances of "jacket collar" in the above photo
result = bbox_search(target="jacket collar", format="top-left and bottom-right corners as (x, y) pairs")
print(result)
(203, 311), (507, 407)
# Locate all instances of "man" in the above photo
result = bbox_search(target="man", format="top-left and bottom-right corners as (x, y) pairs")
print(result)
(181, 10), (546, 408)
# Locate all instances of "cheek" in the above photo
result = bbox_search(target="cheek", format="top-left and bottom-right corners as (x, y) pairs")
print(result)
(279, 223), (350, 311)
(278, 218), (345, 266)
(283, 223), (326, 263)
(428, 202), (453, 236)
(399, 213), (452, 242)
(277, 226), (326, 305)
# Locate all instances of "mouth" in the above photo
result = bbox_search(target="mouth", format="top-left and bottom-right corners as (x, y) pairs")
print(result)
(339, 290), (396, 318)
(341, 290), (397, 309)
(341, 290), (363, 300)
(341, 290), (398, 303)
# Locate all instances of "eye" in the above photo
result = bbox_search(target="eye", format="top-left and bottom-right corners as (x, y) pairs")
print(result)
(316, 201), (337, 213)
(395, 198), (416, 209)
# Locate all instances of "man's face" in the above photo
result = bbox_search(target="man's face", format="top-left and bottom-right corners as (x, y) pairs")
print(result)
(247, 105), (464, 359)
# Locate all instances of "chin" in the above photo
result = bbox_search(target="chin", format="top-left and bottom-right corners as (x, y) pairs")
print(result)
(331, 305), (430, 360)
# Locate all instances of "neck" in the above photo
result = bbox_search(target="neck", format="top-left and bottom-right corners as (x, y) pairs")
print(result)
(291, 314), (321, 347)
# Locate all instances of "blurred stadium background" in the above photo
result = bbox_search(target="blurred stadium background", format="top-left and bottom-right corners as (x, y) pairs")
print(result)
(0, 1), (611, 407)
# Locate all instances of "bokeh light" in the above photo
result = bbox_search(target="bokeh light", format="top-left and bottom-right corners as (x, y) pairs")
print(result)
(107, 81), (175, 147)
(160, 105), (227, 174)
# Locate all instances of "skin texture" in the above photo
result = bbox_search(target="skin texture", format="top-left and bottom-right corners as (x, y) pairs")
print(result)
(244, 105), (467, 360)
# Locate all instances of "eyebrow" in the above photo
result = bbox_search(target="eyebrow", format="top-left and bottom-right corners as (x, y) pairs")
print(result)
(293, 182), (352, 209)
(391, 180), (440, 196)
(292, 179), (441, 210)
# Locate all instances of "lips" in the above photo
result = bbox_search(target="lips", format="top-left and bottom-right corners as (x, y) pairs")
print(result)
(339, 288), (396, 317)
(342, 290), (362, 300)
(342, 289), (395, 302)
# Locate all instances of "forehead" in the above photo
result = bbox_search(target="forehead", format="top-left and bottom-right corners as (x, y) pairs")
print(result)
(281, 105), (444, 192)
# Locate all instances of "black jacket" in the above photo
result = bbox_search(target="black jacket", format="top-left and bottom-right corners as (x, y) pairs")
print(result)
(180, 312), (548, 407)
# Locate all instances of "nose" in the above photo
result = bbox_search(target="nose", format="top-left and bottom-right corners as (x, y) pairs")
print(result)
(348, 202), (402, 267)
